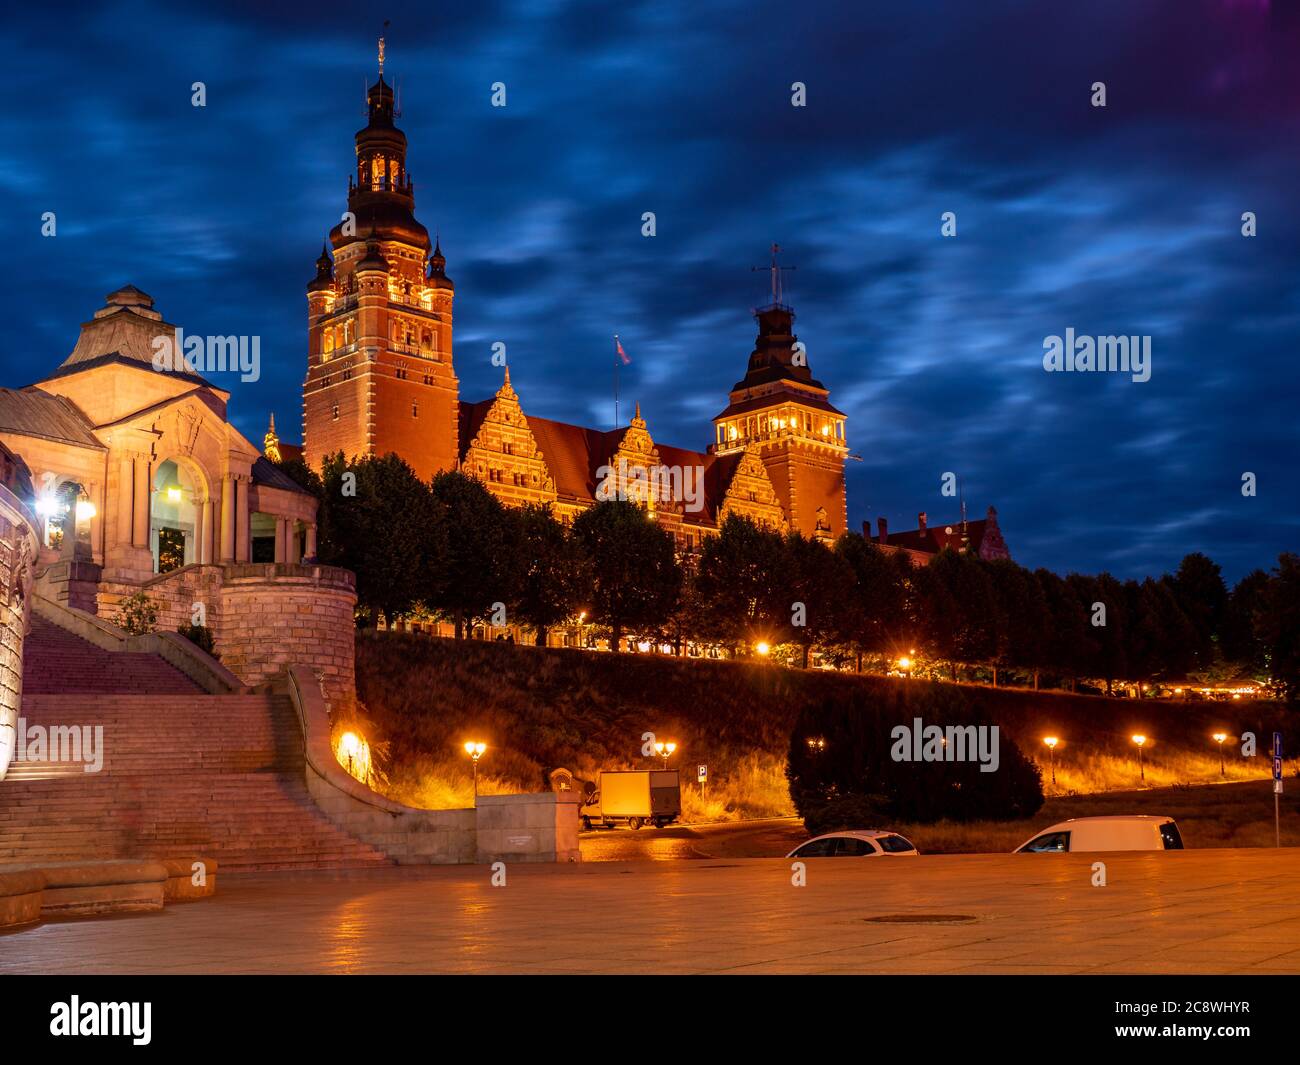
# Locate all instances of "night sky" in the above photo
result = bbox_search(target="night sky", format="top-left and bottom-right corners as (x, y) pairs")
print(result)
(4, 0), (1297, 581)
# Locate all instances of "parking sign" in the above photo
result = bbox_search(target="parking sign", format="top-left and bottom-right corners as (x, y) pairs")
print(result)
(697, 764), (707, 783)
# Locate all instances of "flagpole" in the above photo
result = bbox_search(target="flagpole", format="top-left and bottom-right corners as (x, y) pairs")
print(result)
(614, 334), (620, 428)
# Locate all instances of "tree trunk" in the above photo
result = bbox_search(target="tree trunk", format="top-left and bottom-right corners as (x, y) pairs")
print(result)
(992, 665), (998, 687)
(611, 622), (623, 652)
(1033, 670), (1040, 691)
(802, 643), (810, 670)
(855, 651), (862, 674)
(536, 624), (549, 647)
(454, 610), (464, 640)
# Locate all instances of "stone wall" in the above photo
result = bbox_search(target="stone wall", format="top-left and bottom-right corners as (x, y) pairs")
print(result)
(0, 483), (39, 781)
(99, 562), (357, 707)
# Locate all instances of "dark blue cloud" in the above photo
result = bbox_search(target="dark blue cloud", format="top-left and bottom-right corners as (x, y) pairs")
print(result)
(2, 0), (1296, 580)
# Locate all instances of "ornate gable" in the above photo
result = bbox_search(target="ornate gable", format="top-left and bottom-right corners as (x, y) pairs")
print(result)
(461, 369), (557, 505)
(719, 444), (787, 531)
(600, 404), (665, 512)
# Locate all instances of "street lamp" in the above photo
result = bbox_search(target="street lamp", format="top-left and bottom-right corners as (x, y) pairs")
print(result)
(339, 731), (361, 776)
(1213, 732), (1228, 777)
(654, 741), (677, 769)
(463, 741), (487, 803)
(1131, 734), (1147, 783)
(806, 736), (826, 753)
(755, 641), (771, 657)
(1043, 736), (1059, 787)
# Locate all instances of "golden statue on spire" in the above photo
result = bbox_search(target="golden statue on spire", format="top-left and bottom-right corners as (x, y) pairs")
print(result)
(378, 20), (389, 76)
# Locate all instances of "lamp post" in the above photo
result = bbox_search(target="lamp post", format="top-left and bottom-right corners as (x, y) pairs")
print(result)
(1043, 736), (1058, 787)
(464, 741), (486, 804)
(340, 731), (360, 777)
(654, 741), (677, 769)
(897, 652), (914, 680)
(1213, 732), (1227, 777)
(1132, 734), (1147, 783)
(755, 641), (771, 658)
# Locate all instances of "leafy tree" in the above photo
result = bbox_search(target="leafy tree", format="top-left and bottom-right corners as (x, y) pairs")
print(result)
(692, 514), (788, 654)
(571, 500), (681, 652)
(833, 533), (912, 669)
(509, 504), (592, 645)
(1257, 553), (1300, 703)
(985, 559), (1050, 687)
(428, 470), (520, 639)
(1172, 552), (1228, 671)
(318, 453), (443, 625)
(1222, 568), (1271, 676)
(781, 532), (854, 669)
(1036, 568), (1092, 690)
(271, 455), (324, 499)
(919, 548), (999, 679)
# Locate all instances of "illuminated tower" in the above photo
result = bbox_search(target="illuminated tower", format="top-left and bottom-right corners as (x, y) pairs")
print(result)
(710, 251), (848, 539)
(303, 42), (458, 480)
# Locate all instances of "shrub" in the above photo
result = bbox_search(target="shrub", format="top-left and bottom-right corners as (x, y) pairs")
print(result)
(113, 591), (158, 635)
(177, 623), (217, 657)
(786, 683), (1044, 830)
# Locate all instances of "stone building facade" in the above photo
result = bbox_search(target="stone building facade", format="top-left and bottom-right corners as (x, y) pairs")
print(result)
(0, 287), (357, 702)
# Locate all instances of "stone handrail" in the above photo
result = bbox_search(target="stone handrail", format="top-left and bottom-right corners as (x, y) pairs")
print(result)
(278, 664), (476, 863)
(32, 594), (245, 696)
(282, 664), (412, 816)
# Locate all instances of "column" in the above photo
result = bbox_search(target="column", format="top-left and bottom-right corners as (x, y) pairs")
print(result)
(117, 458), (134, 547)
(199, 498), (213, 564)
(235, 477), (251, 562)
(132, 456), (150, 547)
(288, 521), (302, 564)
(274, 517), (288, 564)
(305, 524), (317, 559)
(220, 476), (235, 562)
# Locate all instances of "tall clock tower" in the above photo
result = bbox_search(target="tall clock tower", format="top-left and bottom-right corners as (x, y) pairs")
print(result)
(303, 50), (458, 480)
(710, 285), (848, 540)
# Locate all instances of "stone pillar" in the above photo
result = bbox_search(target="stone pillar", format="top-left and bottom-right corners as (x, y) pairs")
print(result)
(220, 476), (235, 562)
(235, 477), (251, 562)
(200, 498), (213, 564)
(274, 517), (288, 564)
(288, 521), (302, 564)
(117, 458), (134, 546)
(132, 456), (150, 548)
(306, 524), (318, 559)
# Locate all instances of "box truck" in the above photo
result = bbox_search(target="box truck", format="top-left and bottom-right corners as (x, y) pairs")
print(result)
(579, 770), (681, 830)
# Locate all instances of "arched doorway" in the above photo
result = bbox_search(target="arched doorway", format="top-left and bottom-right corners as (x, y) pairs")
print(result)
(150, 459), (204, 573)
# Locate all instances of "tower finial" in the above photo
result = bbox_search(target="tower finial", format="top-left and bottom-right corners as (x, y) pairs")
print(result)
(378, 20), (389, 77)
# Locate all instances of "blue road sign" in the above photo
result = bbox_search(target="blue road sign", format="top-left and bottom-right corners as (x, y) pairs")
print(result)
(1274, 733), (1284, 780)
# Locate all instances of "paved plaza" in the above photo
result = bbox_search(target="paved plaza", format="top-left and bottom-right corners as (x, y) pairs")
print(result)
(3, 849), (1299, 974)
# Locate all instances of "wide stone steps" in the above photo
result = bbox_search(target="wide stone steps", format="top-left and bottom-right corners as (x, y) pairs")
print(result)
(21, 615), (205, 695)
(4, 614), (393, 872)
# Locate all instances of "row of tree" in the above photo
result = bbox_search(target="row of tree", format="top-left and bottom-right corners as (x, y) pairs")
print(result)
(279, 453), (1300, 702)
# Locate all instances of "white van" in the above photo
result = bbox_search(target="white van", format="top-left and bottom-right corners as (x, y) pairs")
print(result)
(1015, 815), (1183, 853)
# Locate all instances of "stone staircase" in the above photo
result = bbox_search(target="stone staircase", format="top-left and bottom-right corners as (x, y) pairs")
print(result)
(0, 615), (393, 872)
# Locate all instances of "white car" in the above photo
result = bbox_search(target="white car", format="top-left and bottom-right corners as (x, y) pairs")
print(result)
(1015, 815), (1183, 853)
(785, 830), (919, 858)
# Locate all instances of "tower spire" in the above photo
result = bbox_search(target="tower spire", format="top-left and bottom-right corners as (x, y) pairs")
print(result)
(378, 20), (389, 78)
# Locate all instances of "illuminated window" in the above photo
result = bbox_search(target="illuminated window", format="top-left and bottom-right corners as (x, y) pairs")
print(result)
(332, 405), (340, 421)
(412, 402), (418, 418)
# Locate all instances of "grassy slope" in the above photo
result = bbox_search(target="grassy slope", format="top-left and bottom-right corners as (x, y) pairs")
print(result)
(354, 633), (1296, 822)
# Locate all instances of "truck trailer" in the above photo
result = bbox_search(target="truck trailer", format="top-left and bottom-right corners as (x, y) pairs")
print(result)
(579, 770), (681, 830)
